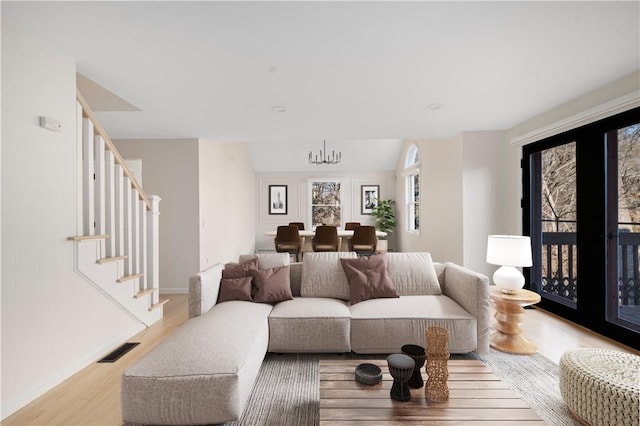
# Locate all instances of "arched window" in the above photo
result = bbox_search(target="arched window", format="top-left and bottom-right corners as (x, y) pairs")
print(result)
(405, 144), (420, 168)
(404, 144), (420, 232)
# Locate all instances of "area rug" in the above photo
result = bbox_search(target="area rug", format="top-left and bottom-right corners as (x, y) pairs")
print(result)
(224, 349), (579, 425)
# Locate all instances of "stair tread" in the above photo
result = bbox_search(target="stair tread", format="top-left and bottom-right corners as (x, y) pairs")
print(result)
(117, 273), (144, 283)
(134, 288), (157, 298)
(68, 234), (109, 241)
(149, 299), (169, 311)
(96, 255), (128, 264)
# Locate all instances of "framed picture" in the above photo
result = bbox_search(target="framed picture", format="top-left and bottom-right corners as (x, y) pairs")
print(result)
(269, 185), (288, 215)
(361, 185), (379, 215)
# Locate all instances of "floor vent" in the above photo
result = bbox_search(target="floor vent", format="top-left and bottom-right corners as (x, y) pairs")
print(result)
(98, 342), (139, 363)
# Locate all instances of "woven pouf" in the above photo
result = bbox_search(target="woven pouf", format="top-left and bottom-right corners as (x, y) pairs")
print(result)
(559, 348), (640, 426)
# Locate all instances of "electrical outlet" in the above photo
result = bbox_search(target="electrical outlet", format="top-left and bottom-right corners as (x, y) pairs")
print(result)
(39, 116), (63, 132)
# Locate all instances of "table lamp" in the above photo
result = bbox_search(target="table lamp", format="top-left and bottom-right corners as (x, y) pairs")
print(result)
(486, 235), (533, 294)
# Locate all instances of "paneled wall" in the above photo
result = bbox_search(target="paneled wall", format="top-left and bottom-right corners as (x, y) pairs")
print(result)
(255, 171), (395, 252)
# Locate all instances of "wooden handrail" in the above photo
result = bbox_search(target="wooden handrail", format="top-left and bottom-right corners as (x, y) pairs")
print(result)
(76, 90), (151, 210)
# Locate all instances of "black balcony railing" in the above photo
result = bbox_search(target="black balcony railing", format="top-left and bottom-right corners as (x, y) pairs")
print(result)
(541, 232), (578, 302)
(540, 231), (640, 306)
(619, 231), (640, 306)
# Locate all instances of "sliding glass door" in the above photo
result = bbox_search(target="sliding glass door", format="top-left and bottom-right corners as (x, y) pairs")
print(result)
(523, 107), (640, 350)
(607, 123), (640, 333)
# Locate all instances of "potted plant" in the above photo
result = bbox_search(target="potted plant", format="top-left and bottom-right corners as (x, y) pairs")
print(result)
(370, 199), (396, 251)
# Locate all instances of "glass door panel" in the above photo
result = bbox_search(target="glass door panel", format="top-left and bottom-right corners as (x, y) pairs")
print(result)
(608, 124), (640, 331)
(539, 142), (578, 307)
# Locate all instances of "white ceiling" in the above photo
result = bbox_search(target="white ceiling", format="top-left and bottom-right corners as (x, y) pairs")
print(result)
(4, 1), (639, 172)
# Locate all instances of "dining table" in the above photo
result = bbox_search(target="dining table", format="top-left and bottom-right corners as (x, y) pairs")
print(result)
(264, 228), (387, 253)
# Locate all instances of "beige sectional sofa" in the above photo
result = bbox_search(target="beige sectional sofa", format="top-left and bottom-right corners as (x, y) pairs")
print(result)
(121, 252), (490, 425)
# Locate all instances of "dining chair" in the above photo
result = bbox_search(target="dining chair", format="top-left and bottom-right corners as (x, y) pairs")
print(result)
(312, 225), (340, 252)
(288, 222), (305, 231)
(348, 225), (377, 256)
(274, 225), (303, 262)
(344, 222), (361, 230)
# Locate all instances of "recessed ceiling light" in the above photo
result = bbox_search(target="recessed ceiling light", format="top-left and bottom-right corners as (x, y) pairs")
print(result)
(271, 105), (287, 113)
(425, 103), (443, 111)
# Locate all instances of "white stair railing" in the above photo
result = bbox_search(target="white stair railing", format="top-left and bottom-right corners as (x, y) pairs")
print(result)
(70, 91), (165, 320)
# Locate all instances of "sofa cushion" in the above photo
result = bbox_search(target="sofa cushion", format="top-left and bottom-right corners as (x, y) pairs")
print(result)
(218, 276), (253, 303)
(250, 265), (293, 303)
(386, 252), (441, 295)
(122, 301), (272, 424)
(349, 295), (477, 354)
(239, 252), (290, 269)
(300, 251), (357, 300)
(268, 297), (351, 352)
(340, 254), (399, 305)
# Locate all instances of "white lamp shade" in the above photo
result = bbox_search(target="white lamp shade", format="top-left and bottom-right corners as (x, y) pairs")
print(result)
(486, 235), (533, 267)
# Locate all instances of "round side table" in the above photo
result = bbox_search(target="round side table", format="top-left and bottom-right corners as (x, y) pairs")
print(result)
(489, 286), (541, 355)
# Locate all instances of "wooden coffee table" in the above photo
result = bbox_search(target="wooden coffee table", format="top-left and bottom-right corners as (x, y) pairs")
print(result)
(319, 359), (546, 425)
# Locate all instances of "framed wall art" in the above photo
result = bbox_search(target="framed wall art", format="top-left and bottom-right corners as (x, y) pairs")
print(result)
(361, 185), (379, 215)
(269, 185), (288, 215)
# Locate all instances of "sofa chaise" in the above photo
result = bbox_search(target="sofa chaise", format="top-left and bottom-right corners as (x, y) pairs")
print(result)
(121, 251), (490, 425)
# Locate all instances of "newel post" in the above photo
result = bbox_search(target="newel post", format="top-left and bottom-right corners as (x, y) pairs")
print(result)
(146, 195), (162, 304)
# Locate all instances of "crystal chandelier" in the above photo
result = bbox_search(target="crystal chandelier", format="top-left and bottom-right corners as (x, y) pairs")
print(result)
(309, 140), (342, 165)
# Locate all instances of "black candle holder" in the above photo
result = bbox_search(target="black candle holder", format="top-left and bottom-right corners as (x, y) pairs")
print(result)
(401, 344), (426, 388)
(386, 354), (415, 402)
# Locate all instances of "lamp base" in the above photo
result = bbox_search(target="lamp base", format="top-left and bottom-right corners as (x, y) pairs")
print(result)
(493, 265), (525, 294)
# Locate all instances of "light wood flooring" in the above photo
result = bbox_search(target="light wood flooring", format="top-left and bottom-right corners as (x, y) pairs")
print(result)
(3, 294), (638, 425)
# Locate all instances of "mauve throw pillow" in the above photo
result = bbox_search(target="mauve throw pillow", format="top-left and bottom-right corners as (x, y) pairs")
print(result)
(340, 253), (399, 305)
(217, 276), (253, 303)
(250, 265), (293, 303)
(222, 258), (258, 279)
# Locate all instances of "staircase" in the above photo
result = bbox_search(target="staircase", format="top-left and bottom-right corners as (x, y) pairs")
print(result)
(68, 91), (166, 327)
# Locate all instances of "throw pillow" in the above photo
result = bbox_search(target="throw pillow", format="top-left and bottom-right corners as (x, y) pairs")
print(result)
(386, 252), (442, 295)
(217, 276), (253, 303)
(222, 258), (258, 279)
(340, 253), (399, 305)
(300, 251), (357, 300)
(250, 265), (293, 304)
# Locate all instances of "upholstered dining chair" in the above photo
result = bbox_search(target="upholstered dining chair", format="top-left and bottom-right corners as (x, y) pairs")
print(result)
(348, 225), (377, 256)
(344, 222), (361, 230)
(274, 225), (303, 262)
(312, 225), (340, 252)
(288, 222), (305, 231)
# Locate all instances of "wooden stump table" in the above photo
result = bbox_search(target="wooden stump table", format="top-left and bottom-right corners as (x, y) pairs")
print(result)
(490, 287), (541, 355)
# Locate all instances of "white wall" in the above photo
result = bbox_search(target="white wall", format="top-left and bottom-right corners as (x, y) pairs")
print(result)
(255, 171), (395, 251)
(393, 133), (516, 276)
(395, 139), (464, 264)
(114, 139), (200, 294)
(1, 20), (145, 418)
(461, 131), (510, 277)
(198, 140), (256, 268)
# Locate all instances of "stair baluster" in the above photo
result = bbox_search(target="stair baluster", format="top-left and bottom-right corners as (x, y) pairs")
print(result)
(69, 92), (164, 325)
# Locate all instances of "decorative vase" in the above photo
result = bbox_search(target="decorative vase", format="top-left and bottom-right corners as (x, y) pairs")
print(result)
(425, 326), (450, 402)
(386, 354), (415, 402)
(401, 344), (426, 388)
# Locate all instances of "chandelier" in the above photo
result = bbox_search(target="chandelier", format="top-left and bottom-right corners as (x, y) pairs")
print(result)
(309, 140), (342, 165)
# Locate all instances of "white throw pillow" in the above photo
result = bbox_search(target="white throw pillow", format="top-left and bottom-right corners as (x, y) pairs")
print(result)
(386, 252), (441, 295)
(300, 252), (357, 300)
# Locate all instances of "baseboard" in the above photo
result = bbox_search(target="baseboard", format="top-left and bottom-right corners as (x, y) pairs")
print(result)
(1, 324), (144, 420)
(160, 287), (188, 294)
